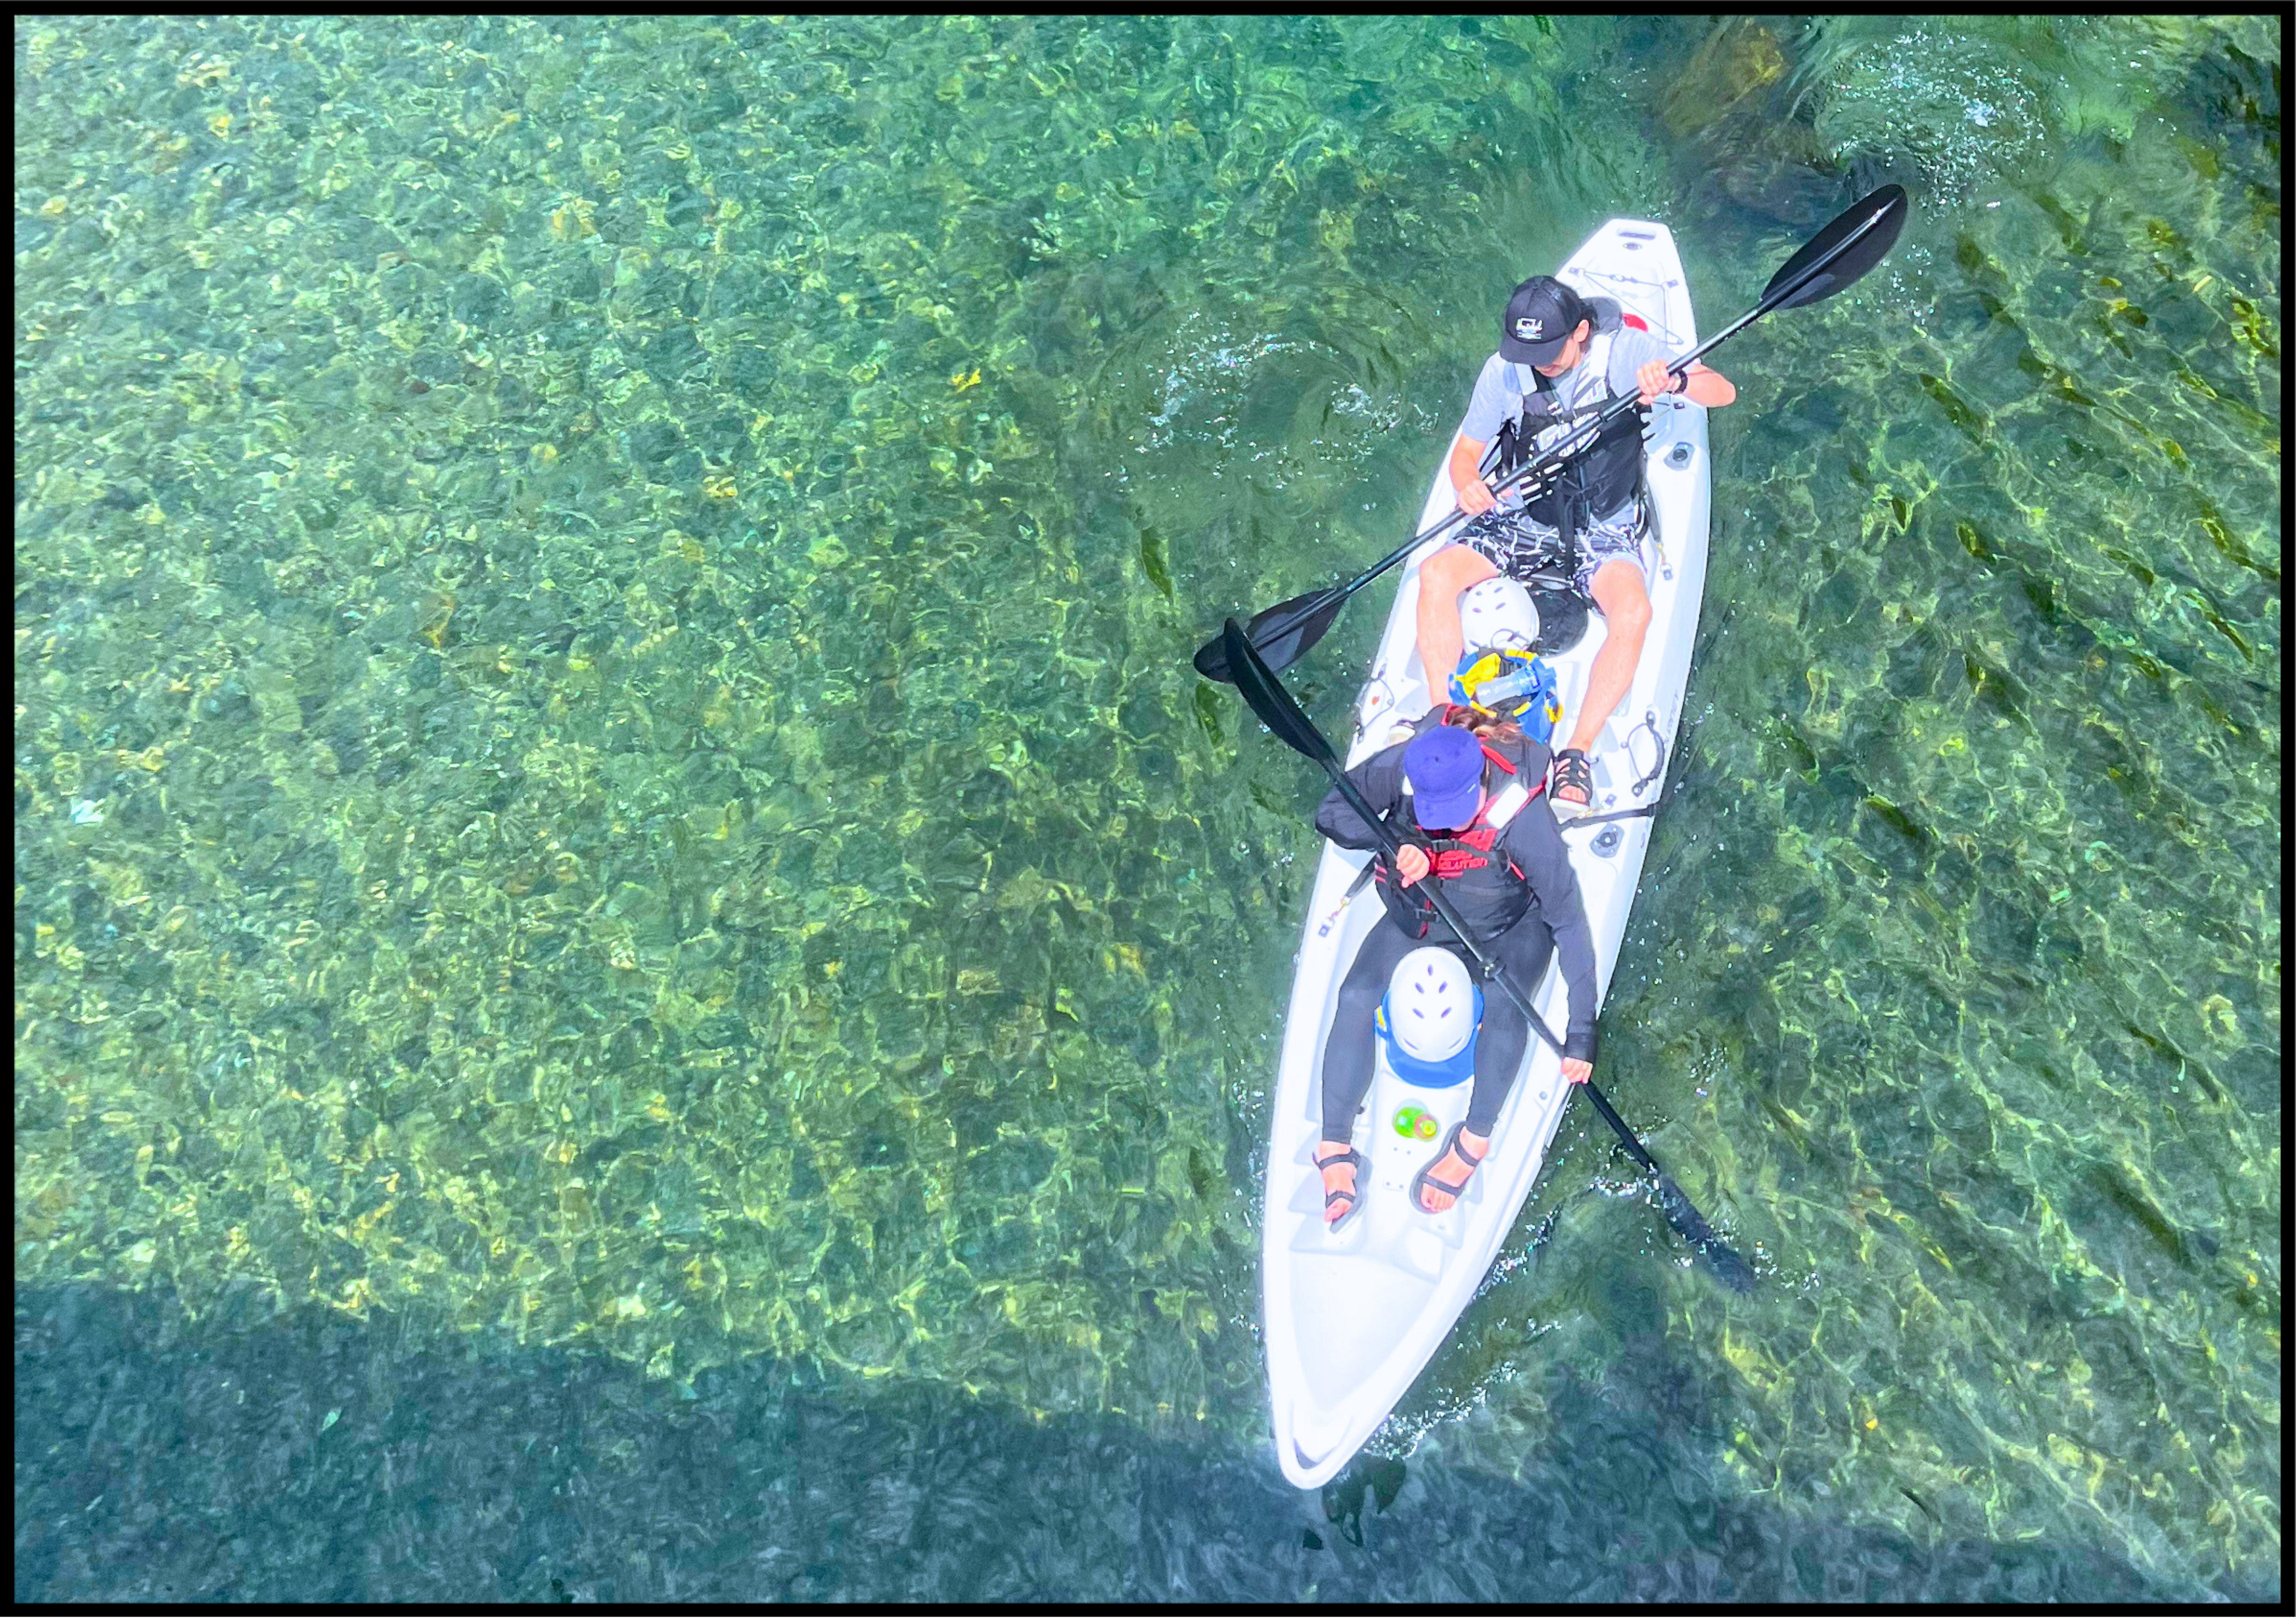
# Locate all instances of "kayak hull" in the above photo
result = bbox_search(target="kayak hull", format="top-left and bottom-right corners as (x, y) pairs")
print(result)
(1263, 219), (1713, 1489)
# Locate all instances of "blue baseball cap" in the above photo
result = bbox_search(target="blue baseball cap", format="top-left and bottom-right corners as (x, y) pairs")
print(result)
(1403, 725), (1484, 830)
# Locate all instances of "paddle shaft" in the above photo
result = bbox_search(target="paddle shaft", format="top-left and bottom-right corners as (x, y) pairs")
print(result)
(1322, 438), (1556, 607)
(1279, 413), (1614, 660)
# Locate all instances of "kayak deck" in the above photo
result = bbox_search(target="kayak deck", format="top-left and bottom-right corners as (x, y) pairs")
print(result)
(1263, 219), (1714, 1488)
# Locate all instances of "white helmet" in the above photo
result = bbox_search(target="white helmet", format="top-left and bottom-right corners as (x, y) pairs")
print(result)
(1456, 576), (1540, 657)
(1382, 947), (1478, 1062)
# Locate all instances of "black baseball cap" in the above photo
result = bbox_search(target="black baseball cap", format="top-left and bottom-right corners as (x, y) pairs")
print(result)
(1499, 275), (1589, 365)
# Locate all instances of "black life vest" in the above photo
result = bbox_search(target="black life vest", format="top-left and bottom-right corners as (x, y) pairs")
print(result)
(1493, 298), (1649, 534)
(1375, 711), (1549, 943)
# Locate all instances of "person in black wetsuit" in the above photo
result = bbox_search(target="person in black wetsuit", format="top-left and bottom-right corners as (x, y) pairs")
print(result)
(1310, 706), (1598, 1226)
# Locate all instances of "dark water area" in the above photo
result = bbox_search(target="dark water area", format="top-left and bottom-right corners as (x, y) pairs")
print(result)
(16, 14), (2280, 1604)
(16, 1282), (2210, 1605)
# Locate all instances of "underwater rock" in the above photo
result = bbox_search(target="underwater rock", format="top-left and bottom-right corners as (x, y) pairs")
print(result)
(1712, 140), (1847, 225)
(1660, 18), (1791, 142)
(1657, 19), (1849, 226)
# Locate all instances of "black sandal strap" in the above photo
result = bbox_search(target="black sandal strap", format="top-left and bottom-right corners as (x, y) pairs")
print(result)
(1550, 747), (1594, 801)
(1317, 1148), (1365, 1229)
(1412, 1168), (1471, 1208)
(1410, 1124), (1485, 1212)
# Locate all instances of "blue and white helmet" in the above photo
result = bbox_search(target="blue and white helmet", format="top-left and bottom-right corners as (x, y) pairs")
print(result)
(1374, 946), (1484, 1091)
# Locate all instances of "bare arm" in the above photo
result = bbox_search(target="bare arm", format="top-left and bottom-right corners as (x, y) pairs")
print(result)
(1448, 433), (1494, 514)
(1637, 358), (1735, 408)
(1679, 361), (1735, 407)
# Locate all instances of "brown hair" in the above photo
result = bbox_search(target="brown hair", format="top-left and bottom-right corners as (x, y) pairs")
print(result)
(1438, 701), (1524, 748)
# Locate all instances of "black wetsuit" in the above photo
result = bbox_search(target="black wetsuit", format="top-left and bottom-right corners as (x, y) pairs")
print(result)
(1313, 711), (1598, 1142)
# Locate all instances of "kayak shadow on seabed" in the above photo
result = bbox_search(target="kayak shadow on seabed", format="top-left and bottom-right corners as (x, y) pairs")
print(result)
(13, 1282), (2248, 1606)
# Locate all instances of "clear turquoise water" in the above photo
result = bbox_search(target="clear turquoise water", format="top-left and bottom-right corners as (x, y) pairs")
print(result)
(15, 14), (2279, 1601)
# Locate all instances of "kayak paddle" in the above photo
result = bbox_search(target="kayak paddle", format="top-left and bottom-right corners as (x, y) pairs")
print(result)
(1193, 184), (1909, 686)
(1222, 618), (1757, 1293)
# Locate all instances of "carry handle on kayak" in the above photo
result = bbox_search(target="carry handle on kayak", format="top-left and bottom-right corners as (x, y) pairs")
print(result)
(1221, 620), (1757, 1292)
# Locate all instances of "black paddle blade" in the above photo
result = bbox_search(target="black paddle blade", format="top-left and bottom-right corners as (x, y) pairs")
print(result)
(1192, 586), (1349, 684)
(1761, 184), (1908, 312)
(1656, 1176), (1759, 1293)
(1222, 618), (1339, 771)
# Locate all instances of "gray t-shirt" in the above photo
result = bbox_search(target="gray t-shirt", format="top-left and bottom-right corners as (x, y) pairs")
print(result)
(1456, 320), (1668, 458)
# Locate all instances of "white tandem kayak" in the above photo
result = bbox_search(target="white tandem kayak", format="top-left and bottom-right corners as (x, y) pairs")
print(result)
(1262, 218), (1714, 1489)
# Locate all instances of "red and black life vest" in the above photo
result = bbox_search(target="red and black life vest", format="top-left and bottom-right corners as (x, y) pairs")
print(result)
(1375, 710), (1547, 942)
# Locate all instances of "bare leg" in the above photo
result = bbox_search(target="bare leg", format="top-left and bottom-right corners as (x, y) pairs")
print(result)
(1554, 560), (1651, 804)
(1414, 543), (1499, 699)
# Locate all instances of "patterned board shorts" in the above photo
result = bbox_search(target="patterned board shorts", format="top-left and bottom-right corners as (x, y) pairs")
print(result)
(1458, 497), (1650, 601)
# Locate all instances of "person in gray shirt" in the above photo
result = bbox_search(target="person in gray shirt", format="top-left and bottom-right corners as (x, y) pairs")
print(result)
(1415, 275), (1735, 806)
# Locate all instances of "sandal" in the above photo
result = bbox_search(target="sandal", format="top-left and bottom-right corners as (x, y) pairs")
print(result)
(1549, 747), (1594, 807)
(1410, 1123), (1487, 1215)
(1314, 1146), (1366, 1231)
